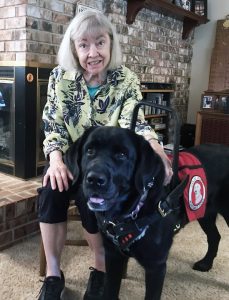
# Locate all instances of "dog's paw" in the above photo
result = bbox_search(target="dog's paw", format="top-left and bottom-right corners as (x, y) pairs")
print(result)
(192, 259), (213, 272)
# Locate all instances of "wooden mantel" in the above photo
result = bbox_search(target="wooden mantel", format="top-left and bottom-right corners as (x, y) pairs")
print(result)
(126, 0), (209, 39)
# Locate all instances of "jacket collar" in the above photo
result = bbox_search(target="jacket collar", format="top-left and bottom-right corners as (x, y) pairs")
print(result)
(62, 65), (126, 85)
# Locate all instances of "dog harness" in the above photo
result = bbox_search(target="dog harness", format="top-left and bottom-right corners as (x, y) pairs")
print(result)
(97, 178), (188, 252)
(96, 152), (207, 252)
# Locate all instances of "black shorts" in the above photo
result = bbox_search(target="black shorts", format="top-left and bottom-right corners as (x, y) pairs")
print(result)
(37, 165), (98, 234)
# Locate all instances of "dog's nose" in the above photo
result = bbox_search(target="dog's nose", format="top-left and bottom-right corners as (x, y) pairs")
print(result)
(86, 171), (107, 187)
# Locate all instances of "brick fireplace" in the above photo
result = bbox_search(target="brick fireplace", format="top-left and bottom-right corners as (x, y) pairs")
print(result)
(0, 0), (195, 180)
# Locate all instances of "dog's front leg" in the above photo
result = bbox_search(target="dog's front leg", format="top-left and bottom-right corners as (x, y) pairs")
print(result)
(102, 236), (128, 300)
(144, 263), (166, 300)
(133, 223), (173, 300)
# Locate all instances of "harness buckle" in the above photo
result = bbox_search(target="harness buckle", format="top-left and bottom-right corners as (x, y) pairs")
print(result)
(131, 211), (138, 220)
(105, 220), (117, 240)
(107, 221), (116, 227)
(158, 201), (171, 217)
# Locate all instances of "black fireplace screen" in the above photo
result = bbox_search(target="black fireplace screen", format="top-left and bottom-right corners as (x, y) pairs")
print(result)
(37, 81), (47, 164)
(0, 66), (52, 179)
(0, 80), (14, 164)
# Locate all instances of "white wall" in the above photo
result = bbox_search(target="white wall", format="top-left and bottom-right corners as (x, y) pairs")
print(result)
(187, 0), (229, 124)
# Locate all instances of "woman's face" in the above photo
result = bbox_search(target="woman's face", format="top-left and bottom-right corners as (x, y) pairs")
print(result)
(74, 32), (111, 76)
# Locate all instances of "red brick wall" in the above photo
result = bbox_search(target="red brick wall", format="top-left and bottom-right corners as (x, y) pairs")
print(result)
(0, 0), (194, 122)
(0, 174), (41, 250)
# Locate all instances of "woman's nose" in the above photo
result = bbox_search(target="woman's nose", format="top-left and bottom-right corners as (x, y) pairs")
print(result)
(88, 44), (98, 57)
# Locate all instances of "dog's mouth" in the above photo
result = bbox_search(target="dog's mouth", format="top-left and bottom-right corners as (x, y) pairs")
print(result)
(88, 196), (105, 211)
(87, 195), (118, 212)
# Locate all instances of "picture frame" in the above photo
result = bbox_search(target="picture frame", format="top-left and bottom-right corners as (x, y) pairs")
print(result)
(173, 0), (191, 11)
(219, 96), (229, 114)
(201, 95), (216, 110)
(192, 0), (207, 17)
(180, 0), (191, 11)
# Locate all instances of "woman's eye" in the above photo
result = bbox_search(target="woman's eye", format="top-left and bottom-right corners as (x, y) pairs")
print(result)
(79, 43), (87, 49)
(98, 40), (105, 47)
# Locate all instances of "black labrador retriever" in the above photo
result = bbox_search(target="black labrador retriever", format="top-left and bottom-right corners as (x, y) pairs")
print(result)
(64, 126), (229, 300)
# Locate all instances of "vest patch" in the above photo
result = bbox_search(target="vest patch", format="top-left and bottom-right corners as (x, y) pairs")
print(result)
(176, 152), (207, 221)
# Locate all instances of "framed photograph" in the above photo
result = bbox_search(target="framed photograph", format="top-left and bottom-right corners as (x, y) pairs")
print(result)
(192, 0), (207, 17)
(173, 0), (192, 11)
(219, 96), (229, 114)
(180, 0), (191, 11)
(201, 95), (215, 110)
(173, 0), (182, 7)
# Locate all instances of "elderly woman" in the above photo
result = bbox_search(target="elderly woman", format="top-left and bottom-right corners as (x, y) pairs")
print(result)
(38, 9), (172, 300)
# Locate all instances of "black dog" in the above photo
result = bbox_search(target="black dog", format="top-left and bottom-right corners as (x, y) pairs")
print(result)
(64, 126), (229, 300)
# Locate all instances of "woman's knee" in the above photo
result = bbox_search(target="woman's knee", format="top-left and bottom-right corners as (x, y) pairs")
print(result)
(38, 185), (70, 223)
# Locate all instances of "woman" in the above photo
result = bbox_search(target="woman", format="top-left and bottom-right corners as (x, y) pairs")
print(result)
(38, 9), (172, 300)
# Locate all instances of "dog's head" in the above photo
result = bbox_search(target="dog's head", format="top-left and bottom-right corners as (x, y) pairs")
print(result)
(64, 126), (165, 213)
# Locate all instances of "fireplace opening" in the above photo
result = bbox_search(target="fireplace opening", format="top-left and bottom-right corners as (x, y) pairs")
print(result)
(0, 66), (52, 179)
(0, 79), (15, 166)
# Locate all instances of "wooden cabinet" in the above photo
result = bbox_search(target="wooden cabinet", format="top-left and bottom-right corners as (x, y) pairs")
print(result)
(126, 0), (209, 39)
(195, 111), (229, 146)
(141, 87), (174, 143)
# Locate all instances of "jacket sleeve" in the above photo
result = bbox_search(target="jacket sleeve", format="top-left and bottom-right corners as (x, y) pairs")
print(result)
(42, 68), (71, 159)
(118, 73), (158, 140)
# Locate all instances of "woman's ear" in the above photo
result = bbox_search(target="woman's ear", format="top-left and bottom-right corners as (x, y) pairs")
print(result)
(64, 127), (96, 185)
(134, 137), (165, 194)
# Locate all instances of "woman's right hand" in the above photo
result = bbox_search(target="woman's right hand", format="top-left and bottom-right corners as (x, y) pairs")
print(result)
(43, 150), (73, 192)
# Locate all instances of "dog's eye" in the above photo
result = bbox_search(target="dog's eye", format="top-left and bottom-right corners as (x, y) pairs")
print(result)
(87, 148), (95, 156)
(115, 152), (127, 160)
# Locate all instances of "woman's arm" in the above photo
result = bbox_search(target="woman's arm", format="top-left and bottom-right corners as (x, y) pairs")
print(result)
(42, 67), (73, 191)
(42, 67), (71, 159)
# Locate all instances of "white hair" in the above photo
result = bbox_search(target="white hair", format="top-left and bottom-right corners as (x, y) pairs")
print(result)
(57, 10), (122, 71)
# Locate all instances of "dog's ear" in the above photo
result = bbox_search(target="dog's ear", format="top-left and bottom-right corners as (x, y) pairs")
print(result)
(64, 127), (96, 185)
(134, 137), (165, 194)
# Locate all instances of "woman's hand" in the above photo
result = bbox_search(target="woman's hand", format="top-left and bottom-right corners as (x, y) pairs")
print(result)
(43, 150), (73, 192)
(146, 137), (173, 186)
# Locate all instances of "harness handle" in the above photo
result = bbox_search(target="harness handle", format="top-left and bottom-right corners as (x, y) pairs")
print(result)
(130, 101), (181, 189)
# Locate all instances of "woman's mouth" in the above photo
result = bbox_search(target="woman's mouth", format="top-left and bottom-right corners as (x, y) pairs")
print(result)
(88, 60), (102, 66)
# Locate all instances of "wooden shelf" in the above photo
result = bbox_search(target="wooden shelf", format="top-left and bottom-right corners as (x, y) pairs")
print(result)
(126, 0), (209, 39)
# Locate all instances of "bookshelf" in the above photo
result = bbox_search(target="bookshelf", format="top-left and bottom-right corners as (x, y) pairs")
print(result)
(141, 83), (174, 143)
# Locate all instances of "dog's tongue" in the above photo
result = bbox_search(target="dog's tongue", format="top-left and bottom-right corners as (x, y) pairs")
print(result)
(89, 197), (105, 205)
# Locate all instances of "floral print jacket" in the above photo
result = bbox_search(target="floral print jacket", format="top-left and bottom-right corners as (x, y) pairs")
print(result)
(43, 65), (157, 158)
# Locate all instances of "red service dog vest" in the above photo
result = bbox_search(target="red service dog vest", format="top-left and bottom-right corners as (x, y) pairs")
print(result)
(171, 152), (207, 222)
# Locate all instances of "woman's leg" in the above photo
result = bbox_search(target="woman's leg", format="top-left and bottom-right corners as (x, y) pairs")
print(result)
(40, 221), (67, 277)
(83, 229), (105, 272)
(77, 200), (106, 299)
(83, 230), (106, 300)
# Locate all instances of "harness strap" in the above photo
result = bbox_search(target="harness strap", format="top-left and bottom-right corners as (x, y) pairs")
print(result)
(105, 215), (158, 251)
(101, 177), (188, 251)
(112, 213), (161, 237)
(158, 175), (189, 217)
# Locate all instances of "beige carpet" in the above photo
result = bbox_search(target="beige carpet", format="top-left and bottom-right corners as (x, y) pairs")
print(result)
(0, 216), (228, 300)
